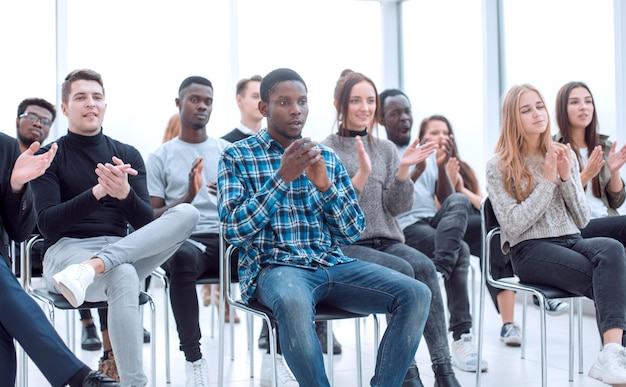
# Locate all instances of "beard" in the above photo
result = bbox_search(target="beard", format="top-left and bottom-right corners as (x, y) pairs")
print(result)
(17, 133), (37, 148)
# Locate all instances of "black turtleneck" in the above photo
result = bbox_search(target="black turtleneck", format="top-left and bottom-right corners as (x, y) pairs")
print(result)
(32, 129), (153, 254)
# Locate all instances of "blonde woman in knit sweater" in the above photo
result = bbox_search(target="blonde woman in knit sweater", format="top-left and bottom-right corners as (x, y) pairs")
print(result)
(486, 84), (626, 386)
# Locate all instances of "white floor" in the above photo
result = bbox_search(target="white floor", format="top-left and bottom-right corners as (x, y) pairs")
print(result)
(20, 273), (608, 387)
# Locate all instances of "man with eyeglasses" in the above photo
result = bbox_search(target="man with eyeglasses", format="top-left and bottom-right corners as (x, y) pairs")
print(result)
(16, 98), (55, 152)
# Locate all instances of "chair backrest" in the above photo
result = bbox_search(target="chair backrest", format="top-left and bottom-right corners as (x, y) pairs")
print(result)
(480, 197), (507, 286)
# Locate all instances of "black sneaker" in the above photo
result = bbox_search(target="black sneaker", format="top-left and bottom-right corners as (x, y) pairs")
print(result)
(315, 321), (342, 354)
(81, 323), (102, 351)
(533, 296), (569, 316)
(82, 370), (120, 386)
(500, 322), (522, 347)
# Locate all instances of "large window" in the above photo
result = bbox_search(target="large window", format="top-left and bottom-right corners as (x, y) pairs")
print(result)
(402, 0), (485, 184)
(502, 0), (616, 140)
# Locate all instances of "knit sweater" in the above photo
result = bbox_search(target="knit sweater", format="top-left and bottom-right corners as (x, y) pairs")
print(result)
(485, 151), (590, 253)
(320, 133), (414, 243)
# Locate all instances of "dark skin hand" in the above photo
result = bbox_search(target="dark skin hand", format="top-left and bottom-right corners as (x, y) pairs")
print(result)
(278, 137), (331, 192)
(152, 156), (203, 218)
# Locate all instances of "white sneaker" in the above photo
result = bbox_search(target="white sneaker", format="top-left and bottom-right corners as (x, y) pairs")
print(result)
(260, 353), (298, 387)
(185, 358), (209, 387)
(588, 344), (626, 385)
(451, 333), (488, 372)
(52, 263), (95, 307)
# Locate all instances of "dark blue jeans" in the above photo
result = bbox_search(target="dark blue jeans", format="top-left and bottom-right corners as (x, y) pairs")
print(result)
(402, 193), (473, 337)
(511, 234), (626, 340)
(342, 240), (452, 366)
(256, 259), (430, 387)
(0, 258), (84, 386)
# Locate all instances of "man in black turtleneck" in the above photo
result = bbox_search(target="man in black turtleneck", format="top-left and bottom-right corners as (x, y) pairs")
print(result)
(31, 69), (199, 386)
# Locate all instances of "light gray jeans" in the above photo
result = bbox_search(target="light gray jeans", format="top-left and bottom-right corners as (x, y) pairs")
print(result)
(43, 203), (199, 387)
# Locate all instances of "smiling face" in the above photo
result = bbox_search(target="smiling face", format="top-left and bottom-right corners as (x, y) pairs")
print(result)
(381, 94), (413, 147)
(566, 86), (594, 131)
(260, 80), (308, 148)
(16, 104), (53, 149)
(62, 79), (107, 136)
(518, 90), (548, 139)
(343, 80), (377, 131)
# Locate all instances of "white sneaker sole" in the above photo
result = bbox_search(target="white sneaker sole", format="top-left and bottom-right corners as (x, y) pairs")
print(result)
(588, 361), (626, 385)
(53, 272), (83, 308)
(451, 358), (488, 373)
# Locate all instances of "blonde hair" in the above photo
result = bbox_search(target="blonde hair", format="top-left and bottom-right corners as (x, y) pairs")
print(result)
(495, 84), (553, 202)
(162, 113), (181, 143)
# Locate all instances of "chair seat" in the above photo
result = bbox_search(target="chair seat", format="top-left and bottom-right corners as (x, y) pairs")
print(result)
(246, 300), (369, 322)
(32, 288), (152, 310)
(496, 277), (582, 299)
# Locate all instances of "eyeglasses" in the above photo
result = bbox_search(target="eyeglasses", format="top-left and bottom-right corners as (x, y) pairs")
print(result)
(19, 113), (52, 127)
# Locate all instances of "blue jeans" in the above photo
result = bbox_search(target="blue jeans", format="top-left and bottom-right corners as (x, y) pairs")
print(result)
(402, 193), (473, 337)
(256, 259), (430, 387)
(511, 234), (626, 340)
(343, 240), (451, 366)
(0, 259), (84, 387)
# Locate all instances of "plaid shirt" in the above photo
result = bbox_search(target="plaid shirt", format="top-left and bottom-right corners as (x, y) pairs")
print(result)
(217, 129), (365, 303)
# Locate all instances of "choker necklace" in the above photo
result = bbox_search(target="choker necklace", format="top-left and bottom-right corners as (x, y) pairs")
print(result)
(339, 127), (368, 137)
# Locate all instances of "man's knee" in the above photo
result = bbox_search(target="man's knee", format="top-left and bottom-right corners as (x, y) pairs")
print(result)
(443, 193), (472, 212)
(164, 243), (201, 273)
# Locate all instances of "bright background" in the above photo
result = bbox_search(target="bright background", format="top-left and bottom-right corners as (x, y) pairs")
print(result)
(0, 0), (620, 192)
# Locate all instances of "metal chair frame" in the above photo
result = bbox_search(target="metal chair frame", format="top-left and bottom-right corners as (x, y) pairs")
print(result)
(217, 235), (379, 387)
(22, 234), (157, 387)
(476, 197), (584, 387)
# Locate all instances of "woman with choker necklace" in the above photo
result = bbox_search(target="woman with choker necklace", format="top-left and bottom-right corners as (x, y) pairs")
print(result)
(321, 69), (461, 387)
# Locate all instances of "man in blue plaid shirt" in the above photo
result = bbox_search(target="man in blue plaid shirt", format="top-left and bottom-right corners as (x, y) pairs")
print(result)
(218, 68), (431, 387)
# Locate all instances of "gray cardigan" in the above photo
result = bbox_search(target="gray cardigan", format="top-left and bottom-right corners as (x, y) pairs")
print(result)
(486, 151), (590, 253)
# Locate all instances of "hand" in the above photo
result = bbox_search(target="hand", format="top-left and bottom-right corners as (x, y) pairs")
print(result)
(206, 181), (217, 196)
(94, 156), (138, 200)
(435, 135), (453, 166)
(10, 142), (58, 193)
(350, 136), (372, 190)
(555, 143), (572, 181)
(278, 138), (325, 185)
(607, 142), (626, 174)
(543, 143), (559, 183)
(185, 157), (204, 202)
(580, 145), (604, 184)
(401, 138), (436, 168)
(355, 136), (371, 178)
(446, 157), (462, 190)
